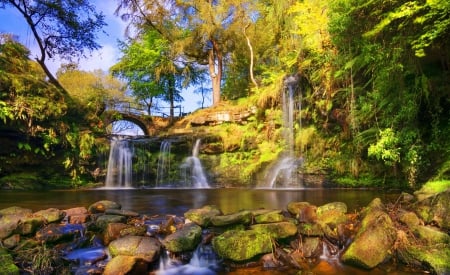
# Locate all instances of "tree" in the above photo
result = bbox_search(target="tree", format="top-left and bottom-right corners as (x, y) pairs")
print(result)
(0, 0), (106, 95)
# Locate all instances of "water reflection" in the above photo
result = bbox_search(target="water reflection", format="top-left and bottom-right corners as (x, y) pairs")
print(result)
(0, 188), (400, 215)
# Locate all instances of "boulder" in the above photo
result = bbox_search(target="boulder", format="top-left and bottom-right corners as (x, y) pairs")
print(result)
(2, 234), (20, 249)
(0, 206), (32, 216)
(36, 223), (85, 243)
(298, 237), (322, 258)
(413, 225), (450, 245)
(341, 199), (397, 269)
(212, 229), (272, 261)
(287, 201), (317, 223)
(162, 223), (202, 252)
(104, 223), (133, 245)
(398, 211), (421, 228)
(399, 244), (450, 275)
(16, 215), (45, 235)
(63, 207), (90, 224)
(103, 255), (148, 275)
(184, 205), (222, 227)
(250, 221), (297, 239)
(0, 214), (21, 240)
(317, 202), (347, 216)
(416, 189), (450, 231)
(88, 200), (121, 214)
(95, 215), (127, 230)
(34, 208), (64, 223)
(210, 210), (252, 226)
(108, 236), (161, 262)
(298, 223), (323, 237)
(254, 210), (285, 224)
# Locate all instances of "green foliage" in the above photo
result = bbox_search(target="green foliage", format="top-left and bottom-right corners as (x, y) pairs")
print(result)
(368, 128), (400, 166)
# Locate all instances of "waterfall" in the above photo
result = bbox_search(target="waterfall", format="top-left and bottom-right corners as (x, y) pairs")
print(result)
(105, 136), (134, 188)
(260, 74), (303, 188)
(180, 139), (210, 188)
(156, 140), (172, 186)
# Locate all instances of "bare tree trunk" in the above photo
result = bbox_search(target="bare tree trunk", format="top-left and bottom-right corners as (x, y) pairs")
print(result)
(209, 40), (222, 105)
(244, 24), (258, 89)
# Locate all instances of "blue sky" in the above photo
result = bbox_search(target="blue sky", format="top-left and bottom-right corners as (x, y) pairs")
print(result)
(0, 1), (210, 114)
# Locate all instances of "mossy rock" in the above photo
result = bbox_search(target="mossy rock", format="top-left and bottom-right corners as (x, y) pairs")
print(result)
(317, 202), (347, 216)
(210, 210), (252, 226)
(88, 200), (122, 214)
(0, 206), (32, 216)
(250, 221), (297, 239)
(413, 225), (450, 245)
(399, 244), (450, 275)
(108, 236), (161, 262)
(162, 223), (202, 252)
(95, 215), (127, 231)
(254, 210), (284, 224)
(341, 207), (397, 269)
(415, 189), (450, 230)
(0, 248), (19, 275)
(184, 205), (222, 227)
(34, 208), (64, 223)
(212, 229), (272, 261)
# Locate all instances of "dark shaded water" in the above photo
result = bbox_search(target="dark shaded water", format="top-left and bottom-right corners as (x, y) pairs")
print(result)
(0, 188), (402, 215)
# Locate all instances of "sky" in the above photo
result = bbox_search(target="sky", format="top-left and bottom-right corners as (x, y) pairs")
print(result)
(0, 1), (210, 115)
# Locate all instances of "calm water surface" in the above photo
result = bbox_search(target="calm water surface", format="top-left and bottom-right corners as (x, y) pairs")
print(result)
(0, 188), (401, 214)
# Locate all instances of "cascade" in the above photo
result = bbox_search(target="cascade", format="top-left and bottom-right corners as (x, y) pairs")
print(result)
(260, 75), (304, 188)
(156, 140), (172, 186)
(180, 139), (210, 188)
(104, 136), (134, 188)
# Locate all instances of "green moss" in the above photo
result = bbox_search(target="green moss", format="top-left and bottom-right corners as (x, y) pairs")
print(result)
(419, 180), (450, 194)
(0, 248), (19, 275)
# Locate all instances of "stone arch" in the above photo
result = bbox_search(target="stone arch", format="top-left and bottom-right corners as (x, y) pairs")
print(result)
(102, 111), (154, 136)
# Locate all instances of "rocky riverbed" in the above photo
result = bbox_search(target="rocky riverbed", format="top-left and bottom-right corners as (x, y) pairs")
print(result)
(0, 188), (449, 274)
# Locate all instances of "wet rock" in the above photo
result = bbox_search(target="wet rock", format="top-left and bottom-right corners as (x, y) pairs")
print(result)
(162, 223), (202, 252)
(210, 210), (252, 226)
(287, 201), (317, 223)
(298, 237), (322, 258)
(341, 199), (397, 269)
(297, 223), (323, 237)
(95, 215), (127, 231)
(317, 202), (347, 216)
(105, 209), (140, 217)
(254, 210), (285, 224)
(104, 223), (133, 245)
(64, 207), (90, 224)
(103, 255), (148, 275)
(212, 229), (272, 261)
(88, 200), (121, 214)
(34, 208), (64, 223)
(0, 206), (32, 216)
(36, 223), (84, 243)
(0, 214), (21, 239)
(108, 236), (161, 262)
(0, 247), (19, 275)
(250, 221), (297, 239)
(64, 247), (107, 265)
(184, 205), (222, 227)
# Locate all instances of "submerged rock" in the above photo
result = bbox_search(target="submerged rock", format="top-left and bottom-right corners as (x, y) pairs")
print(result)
(212, 229), (272, 261)
(341, 199), (397, 269)
(162, 223), (202, 252)
(88, 200), (122, 214)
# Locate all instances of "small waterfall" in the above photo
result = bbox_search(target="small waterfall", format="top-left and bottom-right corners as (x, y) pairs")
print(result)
(156, 140), (172, 186)
(181, 139), (210, 188)
(105, 136), (134, 188)
(260, 75), (303, 188)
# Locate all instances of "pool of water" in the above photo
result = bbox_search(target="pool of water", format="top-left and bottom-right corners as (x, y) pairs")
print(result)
(0, 187), (402, 215)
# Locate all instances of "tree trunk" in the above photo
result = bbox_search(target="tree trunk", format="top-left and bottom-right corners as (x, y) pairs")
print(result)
(244, 24), (258, 89)
(209, 40), (222, 105)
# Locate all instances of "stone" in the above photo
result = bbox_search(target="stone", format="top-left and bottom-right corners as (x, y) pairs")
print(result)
(250, 221), (298, 239)
(341, 206), (397, 269)
(0, 248), (19, 275)
(254, 210), (285, 224)
(0, 214), (21, 240)
(88, 200), (121, 214)
(16, 215), (45, 235)
(399, 244), (450, 275)
(0, 206), (32, 216)
(413, 225), (450, 245)
(95, 215), (127, 230)
(2, 234), (20, 249)
(398, 211), (421, 228)
(317, 202), (347, 216)
(298, 237), (322, 258)
(36, 223), (85, 243)
(33, 208), (64, 223)
(64, 207), (90, 224)
(184, 205), (222, 227)
(104, 223), (132, 245)
(162, 223), (202, 252)
(316, 209), (348, 227)
(210, 210), (252, 226)
(103, 255), (148, 275)
(212, 229), (272, 261)
(108, 236), (161, 262)
(105, 209), (140, 217)
(298, 223), (323, 237)
(287, 201), (317, 223)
